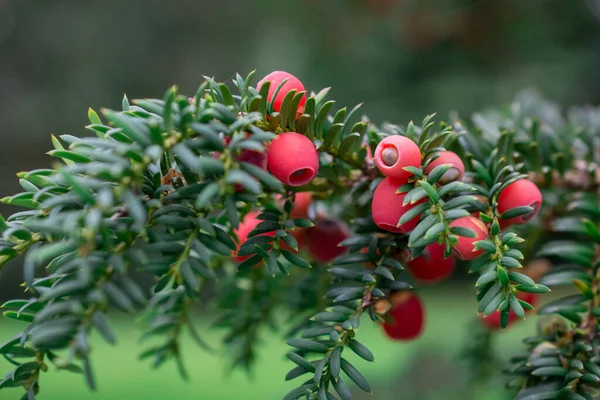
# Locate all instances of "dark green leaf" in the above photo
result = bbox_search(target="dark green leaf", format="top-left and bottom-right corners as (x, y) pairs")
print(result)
(348, 339), (374, 362)
(340, 358), (371, 393)
(287, 339), (329, 353)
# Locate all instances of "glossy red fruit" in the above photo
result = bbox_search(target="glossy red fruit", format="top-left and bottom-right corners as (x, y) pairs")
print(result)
(425, 151), (465, 185)
(408, 242), (456, 284)
(448, 216), (488, 260)
(256, 71), (307, 113)
(372, 177), (425, 234)
(482, 292), (539, 330)
(374, 136), (422, 181)
(497, 179), (543, 227)
(233, 211), (276, 263)
(382, 292), (425, 341)
(290, 192), (313, 220)
(305, 216), (349, 263)
(267, 132), (319, 186)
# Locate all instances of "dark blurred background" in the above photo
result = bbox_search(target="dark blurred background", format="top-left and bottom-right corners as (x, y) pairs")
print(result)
(0, 0), (599, 399)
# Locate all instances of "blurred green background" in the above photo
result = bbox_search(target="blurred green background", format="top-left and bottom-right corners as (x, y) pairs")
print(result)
(0, 0), (598, 398)
(0, 287), (542, 400)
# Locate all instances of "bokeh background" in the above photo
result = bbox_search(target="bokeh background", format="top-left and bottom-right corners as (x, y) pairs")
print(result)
(0, 0), (599, 399)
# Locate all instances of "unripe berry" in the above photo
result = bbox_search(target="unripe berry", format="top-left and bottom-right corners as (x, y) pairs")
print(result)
(374, 298), (392, 315)
(448, 216), (488, 260)
(425, 151), (465, 185)
(382, 292), (425, 341)
(267, 132), (319, 186)
(305, 216), (349, 263)
(372, 177), (424, 234)
(408, 242), (456, 284)
(482, 292), (539, 330)
(290, 192), (313, 220)
(256, 71), (307, 113)
(497, 179), (543, 227)
(374, 136), (422, 181)
(233, 211), (275, 263)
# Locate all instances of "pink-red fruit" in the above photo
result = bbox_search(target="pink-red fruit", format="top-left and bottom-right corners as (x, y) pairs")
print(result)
(372, 177), (424, 234)
(497, 179), (543, 227)
(306, 216), (349, 263)
(448, 216), (488, 260)
(382, 292), (425, 341)
(374, 136), (422, 182)
(267, 132), (319, 186)
(408, 242), (456, 284)
(425, 151), (465, 185)
(233, 211), (276, 263)
(290, 192), (313, 220)
(256, 71), (307, 113)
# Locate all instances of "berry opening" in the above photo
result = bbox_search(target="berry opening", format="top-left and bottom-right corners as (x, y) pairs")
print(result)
(288, 168), (315, 186)
(439, 167), (460, 184)
(522, 201), (541, 221)
(381, 146), (399, 166)
(381, 146), (400, 167)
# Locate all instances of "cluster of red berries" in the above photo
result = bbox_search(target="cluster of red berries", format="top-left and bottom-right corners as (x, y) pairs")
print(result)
(371, 134), (543, 262)
(229, 71), (351, 266)
(227, 70), (545, 342)
(369, 135), (542, 338)
(214, 71), (318, 188)
(258, 72), (318, 187)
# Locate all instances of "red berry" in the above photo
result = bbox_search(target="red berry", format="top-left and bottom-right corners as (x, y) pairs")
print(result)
(382, 292), (425, 341)
(237, 148), (268, 171)
(290, 192), (313, 220)
(448, 216), (488, 260)
(372, 177), (424, 234)
(305, 216), (349, 263)
(374, 136), (422, 181)
(267, 132), (319, 186)
(233, 211), (276, 263)
(497, 179), (543, 227)
(482, 292), (539, 330)
(408, 242), (456, 284)
(425, 151), (465, 185)
(256, 71), (307, 113)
